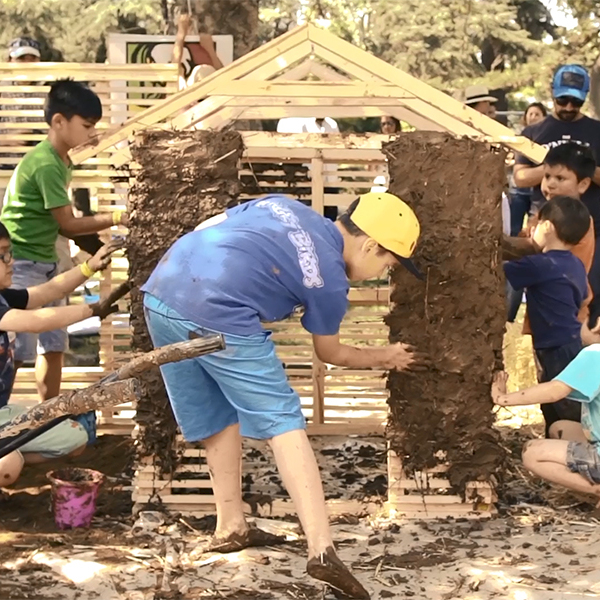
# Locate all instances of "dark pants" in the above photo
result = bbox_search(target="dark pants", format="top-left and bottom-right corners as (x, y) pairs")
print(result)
(535, 339), (583, 436)
(506, 281), (523, 323)
(588, 238), (600, 328)
(509, 189), (532, 236)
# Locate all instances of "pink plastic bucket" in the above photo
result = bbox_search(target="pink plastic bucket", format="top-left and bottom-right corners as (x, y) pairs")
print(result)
(46, 468), (104, 529)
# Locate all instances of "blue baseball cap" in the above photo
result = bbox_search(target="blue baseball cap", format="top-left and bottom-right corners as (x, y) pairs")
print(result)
(552, 65), (590, 101)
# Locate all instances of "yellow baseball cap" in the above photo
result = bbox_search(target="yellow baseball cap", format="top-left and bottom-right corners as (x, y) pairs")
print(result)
(350, 192), (423, 278)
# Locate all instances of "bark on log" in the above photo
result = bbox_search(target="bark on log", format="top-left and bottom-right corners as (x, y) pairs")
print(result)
(0, 380), (138, 440)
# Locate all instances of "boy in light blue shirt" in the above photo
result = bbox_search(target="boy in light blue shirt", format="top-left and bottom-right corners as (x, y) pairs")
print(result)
(494, 344), (600, 501)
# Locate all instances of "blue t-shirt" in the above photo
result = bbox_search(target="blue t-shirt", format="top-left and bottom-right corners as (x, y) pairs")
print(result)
(554, 344), (600, 451)
(503, 250), (587, 349)
(0, 288), (29, 407)
(141, 196), (350, 336)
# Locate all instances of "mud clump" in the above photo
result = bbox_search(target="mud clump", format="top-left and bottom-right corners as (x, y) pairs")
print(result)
(384, 132), (506, 489)
(128, 129), (244, 474)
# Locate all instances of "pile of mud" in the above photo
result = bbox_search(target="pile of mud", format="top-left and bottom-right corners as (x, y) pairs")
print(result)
(128, 129), (244, 473)
(384, 132), (507, 488)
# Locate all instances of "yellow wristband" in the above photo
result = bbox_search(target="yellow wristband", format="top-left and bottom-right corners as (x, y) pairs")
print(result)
(80, 261), (95, 278)
(112, 211), (122, 226)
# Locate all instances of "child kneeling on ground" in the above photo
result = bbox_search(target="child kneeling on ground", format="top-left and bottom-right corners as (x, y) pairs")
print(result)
(493, 344), (600, 503)
(0, 223), (122, 486)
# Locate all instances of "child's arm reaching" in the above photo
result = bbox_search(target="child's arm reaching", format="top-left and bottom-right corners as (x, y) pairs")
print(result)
(52, 206), (128, 237)
(0, 288), (123, 334)
(492, 371), (573, 407)
(25, 239), (123, 309)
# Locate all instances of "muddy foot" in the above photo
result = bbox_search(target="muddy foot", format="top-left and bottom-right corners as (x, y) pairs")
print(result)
(307, 546), (370, 599)
(206, 523), (287, 553)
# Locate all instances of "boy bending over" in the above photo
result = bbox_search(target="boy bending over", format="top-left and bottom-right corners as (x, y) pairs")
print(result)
(0, 223), (121, 486)
(142, 193), (427, 599)
(494, 345), (600, 502)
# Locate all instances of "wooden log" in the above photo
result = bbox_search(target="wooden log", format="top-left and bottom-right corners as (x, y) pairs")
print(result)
(0, 379), (138, 440)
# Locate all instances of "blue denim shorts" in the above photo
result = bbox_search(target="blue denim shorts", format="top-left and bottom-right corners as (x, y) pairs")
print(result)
(143, 294), (306, 441)
(11, 259), (68, 361)
(566, 441), (600, 484)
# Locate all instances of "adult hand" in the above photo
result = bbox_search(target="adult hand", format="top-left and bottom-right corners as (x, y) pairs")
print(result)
(383, 342), (430, 371)
(120, 213), (129, 227)
(491, 371), (509, 405)
(87, 238), (126, 272)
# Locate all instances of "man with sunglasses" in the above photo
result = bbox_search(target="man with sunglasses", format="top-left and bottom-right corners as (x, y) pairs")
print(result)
(514, 64), (600, 328)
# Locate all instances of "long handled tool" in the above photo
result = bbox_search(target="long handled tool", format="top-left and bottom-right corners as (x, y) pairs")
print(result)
(0, 335), (225, 460)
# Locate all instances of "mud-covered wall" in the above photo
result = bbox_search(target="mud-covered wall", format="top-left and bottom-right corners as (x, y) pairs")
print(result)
(385, 132), (507, 488)
(128, 129), (244, 472)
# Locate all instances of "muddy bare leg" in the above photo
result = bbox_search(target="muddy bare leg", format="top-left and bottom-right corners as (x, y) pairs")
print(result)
(202, 423), (286, 553)
(203, 423), (247, 537)
(270, 429), (370, 599)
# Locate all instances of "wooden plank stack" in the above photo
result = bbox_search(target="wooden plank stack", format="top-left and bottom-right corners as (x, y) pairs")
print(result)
(387, 450), (497, 519)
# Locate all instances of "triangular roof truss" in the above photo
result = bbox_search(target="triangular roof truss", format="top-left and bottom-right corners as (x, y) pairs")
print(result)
(72, 24), (545, 165)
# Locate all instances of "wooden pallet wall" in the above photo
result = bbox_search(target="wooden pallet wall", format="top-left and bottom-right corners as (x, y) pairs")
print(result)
(2, 63), (179, 431)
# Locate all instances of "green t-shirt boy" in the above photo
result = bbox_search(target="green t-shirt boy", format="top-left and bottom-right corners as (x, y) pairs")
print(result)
(2, 139), (72, 262)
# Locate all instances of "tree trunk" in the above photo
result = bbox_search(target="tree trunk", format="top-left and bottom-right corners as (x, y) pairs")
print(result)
(193, 0), (259, 59)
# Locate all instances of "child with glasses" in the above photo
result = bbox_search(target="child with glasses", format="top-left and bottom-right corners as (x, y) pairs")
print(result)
(0, 223), (122, 487)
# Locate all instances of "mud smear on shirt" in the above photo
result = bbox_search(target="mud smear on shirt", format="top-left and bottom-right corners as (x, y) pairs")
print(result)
(128, 129), (244, 474)
(384, 132), (507, 489)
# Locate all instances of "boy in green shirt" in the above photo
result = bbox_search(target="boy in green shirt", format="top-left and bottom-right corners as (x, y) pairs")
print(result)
(1, 79), (128, 402)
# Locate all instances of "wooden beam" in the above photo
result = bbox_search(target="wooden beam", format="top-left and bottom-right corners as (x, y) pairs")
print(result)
(307, 61), (352, 82)
(241, 132), (402, 149)
(166, 40), (314, 130)
(307, 25), (546, 162)
(304, 43), (446, 131)
(0, 62), (178, 82)
(71, 25), (311, 164)
(229, 106), (412, 120)
(220, 96), (413, 107)
(209, 81), (414, 98)
(274, 59), (353, 83)
(274, 58), (313, 81)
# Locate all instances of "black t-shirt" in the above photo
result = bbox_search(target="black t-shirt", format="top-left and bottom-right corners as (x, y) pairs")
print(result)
(517, 115), (600, 234)
(0, 288), (29, 408)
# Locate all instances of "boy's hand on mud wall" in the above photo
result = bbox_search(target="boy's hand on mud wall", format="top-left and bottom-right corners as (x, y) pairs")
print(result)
(384, 343), (430, 371)
(491, 371), (509, 404)
(88, 238), (126, 272)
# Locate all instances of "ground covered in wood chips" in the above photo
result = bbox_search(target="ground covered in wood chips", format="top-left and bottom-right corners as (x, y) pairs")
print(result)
(2, 413), (600, 600)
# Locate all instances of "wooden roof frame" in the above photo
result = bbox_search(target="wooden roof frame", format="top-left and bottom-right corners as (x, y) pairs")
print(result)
(71, 24), (546, 165)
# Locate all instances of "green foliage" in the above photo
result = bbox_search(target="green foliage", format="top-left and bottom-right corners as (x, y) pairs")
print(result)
(0, 0), (598, 110)
(0, 0), (164, 63)
(258, 0), (600, 107)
